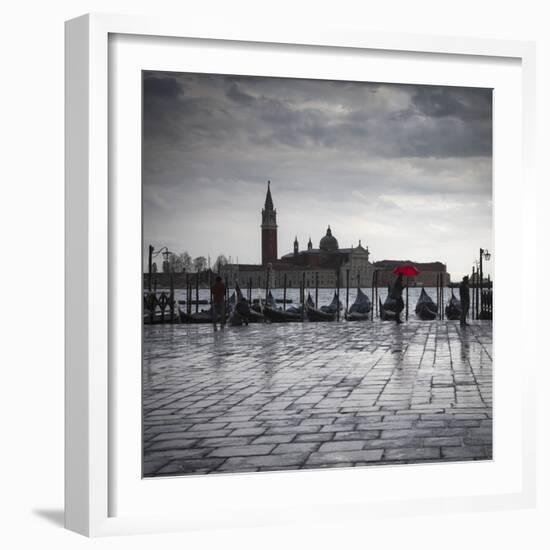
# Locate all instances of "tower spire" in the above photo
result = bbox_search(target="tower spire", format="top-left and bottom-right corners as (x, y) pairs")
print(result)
(261, 180), (277, 264)
(264, 180), (274, 210)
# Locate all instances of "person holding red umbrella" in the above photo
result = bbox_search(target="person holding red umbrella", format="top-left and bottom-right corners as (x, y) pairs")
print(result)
(393, 265), (420, 278)
(391, 265), (420, 323)
(389, 273), (405, 324)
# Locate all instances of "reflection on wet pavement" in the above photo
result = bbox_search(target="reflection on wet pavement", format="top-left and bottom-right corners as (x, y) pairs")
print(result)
(143, 320), (492, 476)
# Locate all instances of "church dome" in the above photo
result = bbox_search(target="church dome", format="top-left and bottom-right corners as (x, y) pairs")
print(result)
(319, 226), (339, 252)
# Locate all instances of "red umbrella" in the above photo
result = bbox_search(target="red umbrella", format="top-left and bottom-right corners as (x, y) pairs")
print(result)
(393, 265), (420, 277)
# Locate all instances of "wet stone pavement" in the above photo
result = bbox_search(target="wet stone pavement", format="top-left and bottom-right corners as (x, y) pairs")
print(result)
(143, 320), (492, 477)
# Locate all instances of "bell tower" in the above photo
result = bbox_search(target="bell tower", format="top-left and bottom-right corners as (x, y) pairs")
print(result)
(261, 181), (278, 265)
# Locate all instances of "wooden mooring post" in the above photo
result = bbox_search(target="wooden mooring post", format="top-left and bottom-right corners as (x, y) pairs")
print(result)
(439, 273), (442, 319)
(375, 271), (379, 319)
(195, 271), (200, 313)
(435, 273), (440, 319)
(405, 277), (409, 321)
(336, 271), (340, 321)
(441, 274), (445, 320)
(345, 269), (350, 315)
(438, 273), (443, 320)
(315, 272), (319, 308)
(442, 273), (445, 319)
(170, 272), (175, 322)
(186, 275), (191, 315)
(208, 270), (213, 311)
(148, 245), (153, 292)
(370, 270), (378, 321)
(283, 274), (287, 310)
(224, 273), (229, 314)
(471, 266), (475, 321)
(475, 267), (480, 320)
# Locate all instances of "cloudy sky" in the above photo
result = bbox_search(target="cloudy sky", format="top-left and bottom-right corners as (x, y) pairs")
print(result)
(143, 71), (493, 280)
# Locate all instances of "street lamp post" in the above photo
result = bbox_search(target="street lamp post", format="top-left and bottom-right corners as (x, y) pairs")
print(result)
(148, 245), (153, 291)
(478, 248), (491, 319)
(148, 245), (173, 291)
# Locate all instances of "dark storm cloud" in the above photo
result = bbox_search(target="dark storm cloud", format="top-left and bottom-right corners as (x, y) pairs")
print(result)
(409, 86), (492, 121)
(143, 75), (183, 98)
(144, 73), (492, 160)
(142, 71), (492, 279)
(226, 82), (256, 105)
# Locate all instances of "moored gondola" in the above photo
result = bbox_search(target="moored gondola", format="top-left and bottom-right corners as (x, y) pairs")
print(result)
(266, 290), (276, 307)
(445, 290), (462, 320)
(306, 292), (341, 322)
(305, 305), (335, 322)
(379, 297), (398, 321)
(178, 308), (214, 324)
(346, 287), (371, 321)
(248, 309), (265, 323)
(229, 307), (264, 325)
(228, 283), (264, 325)
(320, 292), (343, 313)
(263, 305), (303, 323)
(286, 293), (314, 315)
(144, 311), (177, 324)
(415, 288), (438, 320)
(379, 278), (405, 321)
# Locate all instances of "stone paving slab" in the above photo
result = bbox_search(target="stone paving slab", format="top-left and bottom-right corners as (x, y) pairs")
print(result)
(143, 319), (493, 476)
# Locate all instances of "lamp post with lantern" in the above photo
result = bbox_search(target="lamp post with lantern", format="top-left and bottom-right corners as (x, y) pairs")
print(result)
(148, 245), (172, 291)
(479, 248), (491, 319)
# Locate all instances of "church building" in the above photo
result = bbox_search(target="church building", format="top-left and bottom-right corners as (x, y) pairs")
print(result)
(224, 182), (375, 289)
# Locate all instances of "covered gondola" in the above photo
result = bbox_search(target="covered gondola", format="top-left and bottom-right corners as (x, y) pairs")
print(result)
(229, 306), (264, 325)
(306, 292), (341, 322)
(257, 287), (303, 322)
(415, 288), (438, 320)
(287, 293), (314, 314)
(445, 290), (462, 320)
(263, 305), (303, 323)
(252, 290), (276, 311)
(265, 290), (276, 307)
(346, 287), (372, 321)
(379, 297), (398, 321)
(144, 311), (177, 324)
(228, 283), (264, 325)
(178, 308), (214, 324)
(320, 292), (343, 313)
(306, 306), (336, 322)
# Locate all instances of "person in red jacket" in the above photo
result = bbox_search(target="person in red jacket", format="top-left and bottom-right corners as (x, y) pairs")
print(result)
(211, 276), (226, 330)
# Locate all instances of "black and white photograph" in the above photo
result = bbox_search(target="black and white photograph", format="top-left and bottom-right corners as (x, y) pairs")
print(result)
(142, 70), (493, 477)
(5, 0), (548, 545)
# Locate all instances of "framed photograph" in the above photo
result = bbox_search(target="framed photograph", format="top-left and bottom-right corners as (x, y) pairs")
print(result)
(65, 13), (537, 536)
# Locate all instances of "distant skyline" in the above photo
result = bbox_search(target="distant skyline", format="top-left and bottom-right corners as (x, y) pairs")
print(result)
(143, 71), (493, 281)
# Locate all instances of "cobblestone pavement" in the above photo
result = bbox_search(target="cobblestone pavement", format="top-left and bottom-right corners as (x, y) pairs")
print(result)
(143, 320), (492, 477)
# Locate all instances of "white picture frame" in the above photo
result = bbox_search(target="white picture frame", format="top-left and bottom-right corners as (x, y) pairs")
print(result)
(65, 13), (537, 537)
